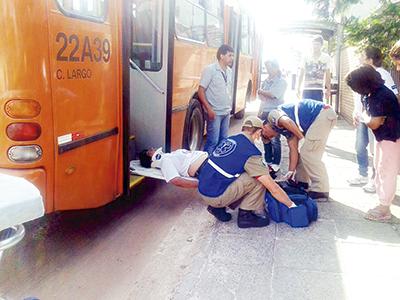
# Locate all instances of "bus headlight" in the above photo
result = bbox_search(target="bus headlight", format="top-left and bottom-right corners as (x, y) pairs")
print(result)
(8, 145), (42, 162)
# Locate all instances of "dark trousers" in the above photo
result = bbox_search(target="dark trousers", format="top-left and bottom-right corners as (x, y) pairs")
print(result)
(264, 135), (281, 165)
(302, 90), (323, 102)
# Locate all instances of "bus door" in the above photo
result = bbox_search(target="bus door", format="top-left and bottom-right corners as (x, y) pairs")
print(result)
(228, 9), (240, 111)
(48, 0), (121, 210)
(129, 0), (171, 154)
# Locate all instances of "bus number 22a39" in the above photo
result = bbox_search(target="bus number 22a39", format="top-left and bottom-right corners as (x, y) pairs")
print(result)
(56, 32), (111, 63)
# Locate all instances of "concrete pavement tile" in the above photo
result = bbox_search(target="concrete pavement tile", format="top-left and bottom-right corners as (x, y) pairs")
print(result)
(276, 219), (337, 241)
(336, 241), (400, 274)
(274, 239), (341, 273)
(189, 262), (272, 300)
(318, 202), (366, 221)
(329, 188), (377, 207)
(341, 272), (400, 300)
(272, 267), (345, 300)
(335, 219), (400, 245)
(214, 215), (276, 240)
(209, 234), (274, 266)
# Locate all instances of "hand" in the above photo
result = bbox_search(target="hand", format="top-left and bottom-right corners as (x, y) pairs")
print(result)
(360, 111), (371, 124)
(275, 170), (295, 182)
(296, 89), (301, 99)
(207, 108), (216, 121)
(353, 115), (360, 127)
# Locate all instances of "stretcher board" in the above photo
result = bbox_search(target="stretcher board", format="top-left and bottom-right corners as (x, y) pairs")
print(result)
(130, 160), (165, 180)
(129, 160), (198, 182)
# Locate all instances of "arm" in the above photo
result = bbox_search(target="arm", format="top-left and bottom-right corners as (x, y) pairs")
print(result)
(169, 177), (199, 188)
(257, 174), (294, 207)
(198, 86), (216, 120)
(365, 116), (386, 130)
(277, 116), (304, 140)
(287, 137), (299, 172)
(258, 89), (276, 99)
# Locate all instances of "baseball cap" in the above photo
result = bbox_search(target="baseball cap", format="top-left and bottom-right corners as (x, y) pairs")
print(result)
(242, 116), (263, 129)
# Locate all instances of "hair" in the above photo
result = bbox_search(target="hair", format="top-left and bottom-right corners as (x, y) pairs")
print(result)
(364, 46), (383, 67)
(216, 44), (234, 60)
(241, 126), (261, 135)
(312, 35), (323, 45)
(390, 40), (400, 59)
(345, 64), (384, 95)
(265, 59), (281, 76)
(139, 149), (152, 168)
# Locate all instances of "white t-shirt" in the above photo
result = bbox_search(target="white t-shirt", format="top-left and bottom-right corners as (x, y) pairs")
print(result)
(301, 52), (332, 90)
(158, 150), (207, 183)
(353, 67), (399, 116)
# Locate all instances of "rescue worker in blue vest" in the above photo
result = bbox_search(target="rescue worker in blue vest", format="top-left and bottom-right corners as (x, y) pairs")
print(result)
(261, 99), (337, 201)
(198, 116), (296, 228)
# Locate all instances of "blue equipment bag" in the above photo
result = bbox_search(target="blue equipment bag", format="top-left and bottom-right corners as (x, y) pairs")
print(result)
(265, 181), (318, 228)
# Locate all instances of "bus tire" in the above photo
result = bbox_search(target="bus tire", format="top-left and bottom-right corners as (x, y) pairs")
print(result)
(234, 107), (245, 119)
(182, 99), (204, 151)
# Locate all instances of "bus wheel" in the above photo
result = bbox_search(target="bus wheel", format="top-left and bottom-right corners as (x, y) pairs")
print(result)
(183, 99), (204, 151)
(234, 107), (245, 119)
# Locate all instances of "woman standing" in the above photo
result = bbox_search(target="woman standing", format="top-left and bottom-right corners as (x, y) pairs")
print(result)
(346, 65), (400, 221)
(258, 60), (287, 172)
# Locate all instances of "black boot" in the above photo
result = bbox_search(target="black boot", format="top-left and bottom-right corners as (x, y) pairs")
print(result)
(296, 181), (309, 190)
(308, 191), (329, 202)
(207, 206), (232, 222)
(237, 208), (270, 228)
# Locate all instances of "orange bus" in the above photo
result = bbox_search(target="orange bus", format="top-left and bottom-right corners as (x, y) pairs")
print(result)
(0, 0), (261, 213)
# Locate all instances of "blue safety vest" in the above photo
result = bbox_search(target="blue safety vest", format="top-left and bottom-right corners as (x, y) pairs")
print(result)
(279, 99), (324, 134)
(198, 134), (261, 197)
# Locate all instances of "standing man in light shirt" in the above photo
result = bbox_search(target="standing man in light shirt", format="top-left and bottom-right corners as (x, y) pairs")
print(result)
(348, 46), (399, 193)
(297, 35), (332, 102)
(257, 59), (287, 173)
(198, 44), (234, 155)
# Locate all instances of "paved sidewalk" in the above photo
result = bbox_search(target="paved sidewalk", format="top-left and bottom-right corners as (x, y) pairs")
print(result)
(131, 118), (400, 300)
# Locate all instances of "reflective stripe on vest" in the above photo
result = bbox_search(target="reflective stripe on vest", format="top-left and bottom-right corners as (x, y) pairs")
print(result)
(207, 159), (240, 178)
(294, 103), (304, 132)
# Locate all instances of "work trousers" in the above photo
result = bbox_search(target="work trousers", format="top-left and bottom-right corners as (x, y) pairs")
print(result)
(200, 173), (265, 211)
(295, 107), (337, 193)
(374, 139), (400, 206)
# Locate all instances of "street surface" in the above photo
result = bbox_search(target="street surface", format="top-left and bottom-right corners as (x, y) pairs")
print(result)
(1, 100), (400, 300)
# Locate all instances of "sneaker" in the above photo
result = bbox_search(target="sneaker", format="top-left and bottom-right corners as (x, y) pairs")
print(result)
(364, 205), (391, 222)
(308, 191), (330, 202)
(347, 175), (368, 186)
(207, 206), (232, 222)
(237, 208), (270, 228)
(363, 179), (376, 193)
(269, 164), (280, 173)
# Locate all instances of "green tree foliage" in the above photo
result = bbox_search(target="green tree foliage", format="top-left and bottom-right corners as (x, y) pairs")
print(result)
(344, 3), (400, 68)
(305, 0), (361, 20)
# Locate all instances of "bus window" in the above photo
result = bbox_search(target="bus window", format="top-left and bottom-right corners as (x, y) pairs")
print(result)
(55, 0), (107, 20)
(131, 0), (163, 71)
(241, 15), (249, 55)
(175, 0), (205, 43)
(205, 0), (223, 48)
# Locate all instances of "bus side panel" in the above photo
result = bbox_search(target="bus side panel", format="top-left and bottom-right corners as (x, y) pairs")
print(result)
(0, 1), (55, 212)
(171, 40), (216, 150)
(235, 54), (253, 113)
(47, 1), (122, 210)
